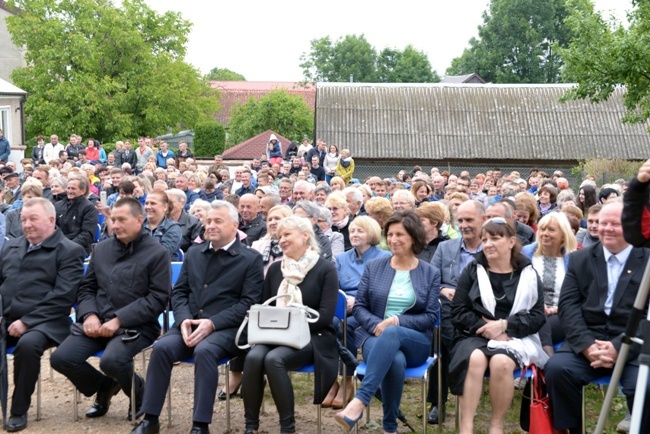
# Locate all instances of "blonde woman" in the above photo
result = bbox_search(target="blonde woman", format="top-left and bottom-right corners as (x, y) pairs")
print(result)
(522, 212), (578, 355)
(330, 176), (346, 192)
(325, 191), (353, 251)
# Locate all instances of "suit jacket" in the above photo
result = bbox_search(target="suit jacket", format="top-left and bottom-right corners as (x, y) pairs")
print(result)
(559, 241), (649, 361)
(0, 229), (85, 343)
(77, 231), (170, 340)
(121, 149), (138, 169)
(171, 238), (264, 352)
(431, 237), (464, 289)
(353, 257), (440, 349)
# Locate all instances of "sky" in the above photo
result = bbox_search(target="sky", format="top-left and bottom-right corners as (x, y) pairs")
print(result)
(144, 0), (633, 82)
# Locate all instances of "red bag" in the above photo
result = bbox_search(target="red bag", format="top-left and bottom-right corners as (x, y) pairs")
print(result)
(529, 365), (554, 434)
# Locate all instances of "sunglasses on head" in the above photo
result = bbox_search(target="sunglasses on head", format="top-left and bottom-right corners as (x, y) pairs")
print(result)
(483, 217), (507, 227)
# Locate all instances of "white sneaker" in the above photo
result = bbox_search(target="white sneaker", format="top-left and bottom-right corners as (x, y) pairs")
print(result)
(616, 412), (631, 433)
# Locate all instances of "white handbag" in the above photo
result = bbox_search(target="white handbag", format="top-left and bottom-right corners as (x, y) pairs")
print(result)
(236, 294), (320, 350)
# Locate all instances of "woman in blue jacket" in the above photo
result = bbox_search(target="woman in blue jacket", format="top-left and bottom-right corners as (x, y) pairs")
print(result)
(335, 211), (440, 433)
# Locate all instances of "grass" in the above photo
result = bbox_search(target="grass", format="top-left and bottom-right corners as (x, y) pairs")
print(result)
(288, 375), (629, 433)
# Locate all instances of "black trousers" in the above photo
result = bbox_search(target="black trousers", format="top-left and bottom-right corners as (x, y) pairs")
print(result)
(7, 330), (55, 416)
(139, 331), (232, 424)
(242, 343), (313, 433)
(427, 296), (453, 406)
(545, 350), (639, 431)
(50, 333), (152, 398)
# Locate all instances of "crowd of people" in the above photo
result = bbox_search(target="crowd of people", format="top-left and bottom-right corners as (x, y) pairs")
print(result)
(0, 132), (649, 434)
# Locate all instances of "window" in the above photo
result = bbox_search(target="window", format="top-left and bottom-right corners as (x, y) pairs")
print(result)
(0, 106), (10, 141)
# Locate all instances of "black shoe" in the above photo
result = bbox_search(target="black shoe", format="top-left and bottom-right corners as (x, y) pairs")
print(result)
(86, 378), (121, 418)
(127, 375), (145, 420)
(130, 418), (160, 434)
(217, 382), (241, 401)
(189, 425), (210, 434)
(427, 404), (445, 425)
(6, 414), (27, 432)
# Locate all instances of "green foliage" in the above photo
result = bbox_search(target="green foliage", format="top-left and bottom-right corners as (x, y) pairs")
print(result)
(6, 0), (219, 143)
(227, 90), (313, 146)
(446, 0), (573, 83)
(300, 35), (439, 83)
(572, 158), (643, 185)
(193, 121), (226, 157)
(559, 0), (650, 127)
(205, 67), (246, 81)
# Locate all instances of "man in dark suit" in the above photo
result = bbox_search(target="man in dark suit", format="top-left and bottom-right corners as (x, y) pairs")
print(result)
(2, 172), (21, 206)
(131, 200), (264, 434)
(0, 198), (85, 431)
(54, 177), (98, 255)
(51, 198), (170, 421)
(545, 201), (650, 433)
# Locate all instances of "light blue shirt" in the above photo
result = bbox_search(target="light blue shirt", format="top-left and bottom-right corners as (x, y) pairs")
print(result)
(336, 245), (392, 296)
(385, 270), (416, 319)
(459, 239), (482, 272)
(603, 244), (633, 316)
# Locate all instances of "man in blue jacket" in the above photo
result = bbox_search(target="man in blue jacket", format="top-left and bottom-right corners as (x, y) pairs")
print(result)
(0, 129), (10, 163)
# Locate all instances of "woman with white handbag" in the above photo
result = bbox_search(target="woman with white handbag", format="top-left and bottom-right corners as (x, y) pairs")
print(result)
(241, 215), (339, 434)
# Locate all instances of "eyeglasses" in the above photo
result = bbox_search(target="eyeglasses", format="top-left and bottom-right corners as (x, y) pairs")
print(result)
(483, 217), (507, 226)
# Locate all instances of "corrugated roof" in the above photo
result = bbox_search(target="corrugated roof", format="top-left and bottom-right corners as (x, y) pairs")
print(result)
(210, 81), (316, 125)
(315, 83), (650, 161)
(440, 73), (486, 84)
(222, 130), (292, 160)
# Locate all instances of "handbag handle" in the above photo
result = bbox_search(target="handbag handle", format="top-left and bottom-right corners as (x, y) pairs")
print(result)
(235, 315), (251, 350)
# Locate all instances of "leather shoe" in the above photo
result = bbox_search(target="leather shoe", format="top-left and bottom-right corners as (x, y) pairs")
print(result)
(427, 404), (445, 425)
(86, 378), (121, 418)
(130, 419), (160, 434)
(189, 425), (210, 434)
(127, 375), (145, 420)
(6, 414), (27, 432)
(217, 382), (241, 401)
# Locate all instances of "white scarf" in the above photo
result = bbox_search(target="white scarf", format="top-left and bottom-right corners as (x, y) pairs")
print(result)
(477, 264), (549, 368)
(277, 247), (320, 307)
(332, 215), (349, 230)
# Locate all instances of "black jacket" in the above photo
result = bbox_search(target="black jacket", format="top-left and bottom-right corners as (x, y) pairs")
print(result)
(622, 177), (650, 248)
(171, 238), (264, 352)
(121, 149), (138, 169)
(559, 242), (649, 361)
(76, 230), (171, 340)
(0, 229), (85, 344)
(265, 257), (339, 403)
(417, 232), (450, 263)
(55, 195), (99, 254)
(239, 215), (267, 246)
(313, 224), (332, 262)
(175, 210), (202, 252)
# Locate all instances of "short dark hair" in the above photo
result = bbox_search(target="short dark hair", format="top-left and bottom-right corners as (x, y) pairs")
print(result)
(384, 211), (426, 255)
(538, 185), (558, 203)
(481, 219), (521, 268)
(118, 179), (135, 195)
(114, 197), (144, 218)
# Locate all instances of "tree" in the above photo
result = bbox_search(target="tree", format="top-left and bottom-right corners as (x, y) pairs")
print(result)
(559, 0), (650, 127)
(205, 67), (246, 81)
(227, 90), (313, 146)
(193, 121), (226, 157)
(6, 0), (219, 142)
(377, 45), (440, 83)
(446, 0), (573, 83)
(301, 35), (438, 83)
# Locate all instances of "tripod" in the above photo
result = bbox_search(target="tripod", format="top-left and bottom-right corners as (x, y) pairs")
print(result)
(594, 258), (650, 434)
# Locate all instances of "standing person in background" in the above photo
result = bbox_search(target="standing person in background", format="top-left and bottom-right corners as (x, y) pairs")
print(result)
(0, 128), (10, 163)
(175, 141), (194, 167)
(297, 138), (312, 160)
(122, 140), (138, 170)
(136, 137), (153, 174)
(31, 136), (46, 166)
(155, 142), (172, 169)
(85, 139), (100, 164)
(323, 144), (340, 185)
(336, 149), (355, 185)
(44, 135), (64, 164)
(65, 135), (85, 162)
(266, 134), (283, 166)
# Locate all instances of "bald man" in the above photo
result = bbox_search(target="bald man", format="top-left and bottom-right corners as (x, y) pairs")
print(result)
(238, 194), (266, 245)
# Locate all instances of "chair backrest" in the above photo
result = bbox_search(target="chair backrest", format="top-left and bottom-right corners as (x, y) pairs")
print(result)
(177, 249), (184, 261)
(171, 262), (183, 286)
(94, 223), (101, 242)
(335, 290), (347, 321)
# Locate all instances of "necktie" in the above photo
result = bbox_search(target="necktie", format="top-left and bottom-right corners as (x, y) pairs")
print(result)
(604, 255), (619, 315)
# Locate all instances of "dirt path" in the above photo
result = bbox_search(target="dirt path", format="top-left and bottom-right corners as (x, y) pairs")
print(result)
(11, 352), (350, 434)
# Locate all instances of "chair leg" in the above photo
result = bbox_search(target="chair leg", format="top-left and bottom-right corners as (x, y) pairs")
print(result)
(131, 368), (136, 424)
(438, 356), (443, 434)
(353, 373), (359, 434)
(455, 395), (460, 432)
(36, 373), (41, 421)
(582, 385), (586, 434)
(73, 387), (79, 422)
(167, 381), (172, 428)
(225, 362), (231, 433)
(317, 403), (322, 434)
(422, 370), (428, 434)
